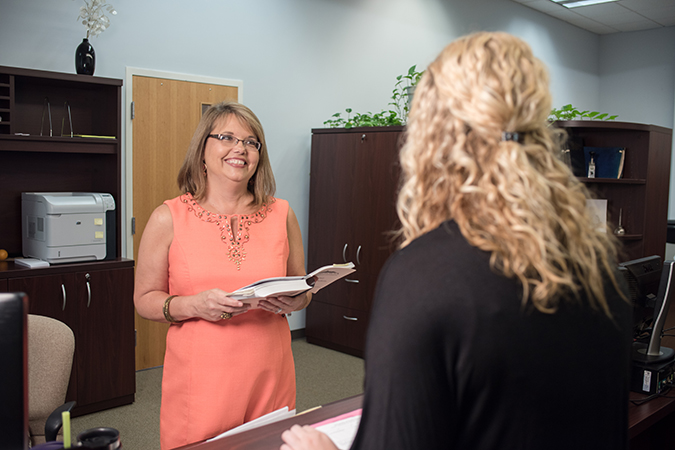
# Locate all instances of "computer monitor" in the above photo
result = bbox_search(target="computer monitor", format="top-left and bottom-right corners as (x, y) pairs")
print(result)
(0, 292), (29, 450)
(619, 256), (675, 364)
(619, 255), (662, 337)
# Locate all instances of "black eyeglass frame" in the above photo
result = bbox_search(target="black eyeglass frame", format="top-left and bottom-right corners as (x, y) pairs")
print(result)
(207, 134), (262, 152)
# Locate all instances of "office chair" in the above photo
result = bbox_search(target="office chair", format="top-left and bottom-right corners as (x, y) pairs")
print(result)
(27, 314), (76, 445)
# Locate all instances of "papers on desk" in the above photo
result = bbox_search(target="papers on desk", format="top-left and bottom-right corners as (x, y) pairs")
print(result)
(206, 407), (296, 441)
(312, 409), (362, 450)
(205, 406), (362, 448)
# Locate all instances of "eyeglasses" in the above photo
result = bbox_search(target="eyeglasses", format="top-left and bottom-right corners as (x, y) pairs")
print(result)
(207, 134), (262, 152)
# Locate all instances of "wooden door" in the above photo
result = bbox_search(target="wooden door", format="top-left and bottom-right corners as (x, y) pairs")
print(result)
(9, 274), (79, 404)
(132, 76), (238, 370)
(357, 130), (402, 313)
(74, 268), (135, 406)
(9, 274), (72, 324)
(307, 132), (362, 310)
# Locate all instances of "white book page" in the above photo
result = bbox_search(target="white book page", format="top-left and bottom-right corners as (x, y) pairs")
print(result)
(206, 407), (296, 441)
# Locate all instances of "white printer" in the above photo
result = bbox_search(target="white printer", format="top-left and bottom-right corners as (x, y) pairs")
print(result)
(22, 192), (116, 264)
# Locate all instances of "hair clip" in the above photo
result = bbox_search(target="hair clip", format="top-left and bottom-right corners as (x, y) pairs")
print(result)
(501, 132), (520, 142)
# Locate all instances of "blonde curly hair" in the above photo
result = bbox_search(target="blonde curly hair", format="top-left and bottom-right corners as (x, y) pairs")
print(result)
(397, 32), (622, 314)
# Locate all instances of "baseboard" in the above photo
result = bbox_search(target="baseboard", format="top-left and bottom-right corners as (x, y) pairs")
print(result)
(291, 328), (306, 340)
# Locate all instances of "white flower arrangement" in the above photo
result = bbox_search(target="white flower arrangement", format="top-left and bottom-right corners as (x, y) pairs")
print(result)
(77, 0), (117, 39)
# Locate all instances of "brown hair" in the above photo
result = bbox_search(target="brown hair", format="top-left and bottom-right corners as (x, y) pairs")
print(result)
(177, 101), (276, 206)
(397, 32), (622, 315)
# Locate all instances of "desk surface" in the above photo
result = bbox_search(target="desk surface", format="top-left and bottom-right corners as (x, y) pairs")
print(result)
(628, 390), (675, 439)
(177, 395), (363, 450)
(179, 391), (675, 449)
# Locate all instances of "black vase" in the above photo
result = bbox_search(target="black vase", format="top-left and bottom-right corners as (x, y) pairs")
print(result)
(75, 38), (96, 75)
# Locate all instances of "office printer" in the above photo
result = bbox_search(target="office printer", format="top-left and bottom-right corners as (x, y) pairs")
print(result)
(22, 192), (116, 264)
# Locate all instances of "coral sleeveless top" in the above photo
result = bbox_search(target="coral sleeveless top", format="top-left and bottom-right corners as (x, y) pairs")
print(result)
(160, 194), (296, 449)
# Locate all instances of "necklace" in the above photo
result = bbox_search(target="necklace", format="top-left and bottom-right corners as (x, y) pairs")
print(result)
(181, 193), (273, 270)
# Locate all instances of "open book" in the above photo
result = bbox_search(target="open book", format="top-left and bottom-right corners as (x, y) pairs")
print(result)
(230, 262), (356, 306)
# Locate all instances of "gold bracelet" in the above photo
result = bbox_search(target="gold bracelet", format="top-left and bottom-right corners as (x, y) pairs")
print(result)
(163, 295), (180, 323)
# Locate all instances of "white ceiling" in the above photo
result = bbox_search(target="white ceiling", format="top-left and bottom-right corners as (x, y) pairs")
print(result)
(510, 0), (675, 34)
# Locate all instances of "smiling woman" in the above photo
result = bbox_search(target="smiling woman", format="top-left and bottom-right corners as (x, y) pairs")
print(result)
(202, 115), (261, 189)
(178, 102), (276, 205)
(133, 101), (313, 449)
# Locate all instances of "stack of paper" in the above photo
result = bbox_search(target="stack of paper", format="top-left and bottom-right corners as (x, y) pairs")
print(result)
(312, 409), (362, 450)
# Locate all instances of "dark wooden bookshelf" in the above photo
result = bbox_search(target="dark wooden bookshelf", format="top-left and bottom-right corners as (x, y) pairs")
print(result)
(0, 65), (134, 416)
(556, 120), (672, 262)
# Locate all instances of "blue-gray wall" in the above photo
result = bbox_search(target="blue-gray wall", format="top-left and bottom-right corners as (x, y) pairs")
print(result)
(599, 27), (675, 218)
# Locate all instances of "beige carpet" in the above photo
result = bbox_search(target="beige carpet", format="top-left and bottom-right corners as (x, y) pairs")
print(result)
(70, 338), (364, 449)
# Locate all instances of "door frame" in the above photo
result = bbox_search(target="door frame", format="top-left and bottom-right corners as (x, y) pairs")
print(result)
(123, 67), (243, 258)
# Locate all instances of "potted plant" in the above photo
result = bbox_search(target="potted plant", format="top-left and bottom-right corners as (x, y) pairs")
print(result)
(324, 65), (425, 128)
(549, 104), (618, 121)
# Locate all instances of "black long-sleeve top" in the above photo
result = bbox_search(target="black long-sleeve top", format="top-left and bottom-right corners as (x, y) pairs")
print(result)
(351, 220), (631, 450)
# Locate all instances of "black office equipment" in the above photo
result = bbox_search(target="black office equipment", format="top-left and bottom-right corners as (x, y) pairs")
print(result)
(620, 257), (675, 394)
(0, 292), (29, 450)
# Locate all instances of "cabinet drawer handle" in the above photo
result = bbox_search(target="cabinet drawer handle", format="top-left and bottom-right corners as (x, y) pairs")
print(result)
(356, 245), (362, 265)
(85, 273), (91, 308)
(343, 315), (358, 321)
(61, 284), (66, 311)
(345, 279), (359, 283)
(342, 243), (348, 263)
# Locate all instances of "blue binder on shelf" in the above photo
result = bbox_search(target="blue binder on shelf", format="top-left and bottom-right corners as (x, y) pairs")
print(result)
(583, 147), (626, 179)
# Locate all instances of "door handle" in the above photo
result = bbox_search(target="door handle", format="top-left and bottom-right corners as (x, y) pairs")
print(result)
(343, 316), (358, 321)
(342, 243), (348, 263)
(61, 284), (66, 311)
(85, 273), (91, 308)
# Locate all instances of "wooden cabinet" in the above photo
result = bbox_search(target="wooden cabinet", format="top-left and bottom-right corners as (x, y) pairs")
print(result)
(556, 121), (672, 262)
(4, 261), (135, 415)
(305, 127), (402, 357)
(0, 66), (135, 416)
(306, 122), (672, 357)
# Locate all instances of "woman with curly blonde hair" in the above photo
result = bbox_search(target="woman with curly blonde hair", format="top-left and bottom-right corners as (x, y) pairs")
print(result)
(281, 32), (631, 450)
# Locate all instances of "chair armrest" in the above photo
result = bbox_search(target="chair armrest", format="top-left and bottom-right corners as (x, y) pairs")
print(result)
(45, 401), (76, 442)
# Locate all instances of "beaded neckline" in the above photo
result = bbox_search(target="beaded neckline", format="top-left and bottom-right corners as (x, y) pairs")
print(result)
(181, 193), (274, 270)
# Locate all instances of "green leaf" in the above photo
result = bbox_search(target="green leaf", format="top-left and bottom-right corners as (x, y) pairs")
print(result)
(596, 113), (608, 120)
(607, 115), (619, 120)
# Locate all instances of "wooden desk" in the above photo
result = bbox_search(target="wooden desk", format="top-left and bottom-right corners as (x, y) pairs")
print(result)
(177, 395), (363, 450)
(628, 391), (675, 449)
(178, 392), (675, 450)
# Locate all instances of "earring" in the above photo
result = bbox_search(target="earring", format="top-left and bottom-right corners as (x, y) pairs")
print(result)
(203, 161), (207, 175)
